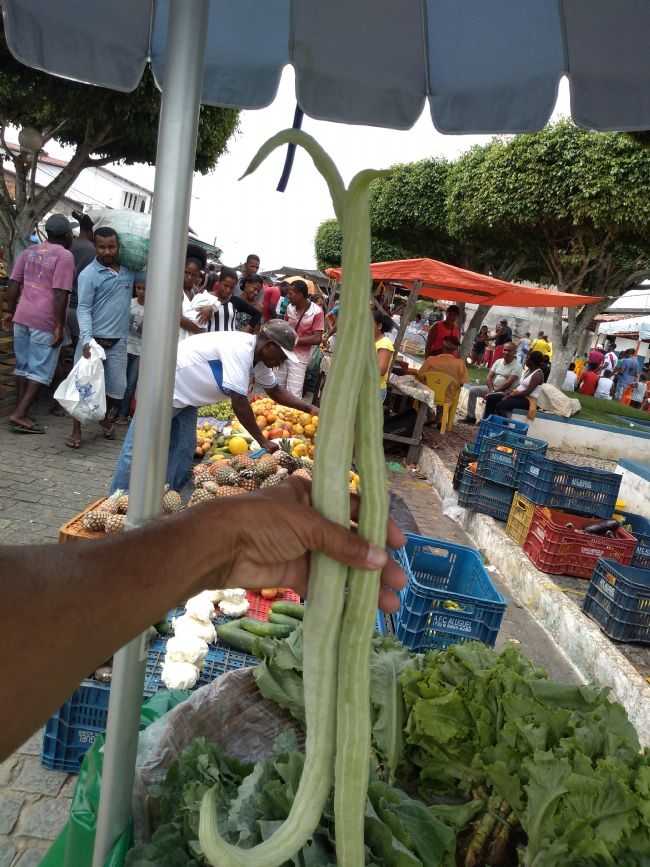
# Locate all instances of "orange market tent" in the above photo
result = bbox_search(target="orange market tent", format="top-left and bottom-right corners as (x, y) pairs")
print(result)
(326, 258), (602, 308)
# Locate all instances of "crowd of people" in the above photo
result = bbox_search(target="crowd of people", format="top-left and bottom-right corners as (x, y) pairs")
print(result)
(563, 341), (649, 409)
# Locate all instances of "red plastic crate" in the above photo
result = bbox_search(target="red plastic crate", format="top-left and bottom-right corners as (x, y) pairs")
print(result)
(246, 589), (301, 620)
(523, 507), (636, 579)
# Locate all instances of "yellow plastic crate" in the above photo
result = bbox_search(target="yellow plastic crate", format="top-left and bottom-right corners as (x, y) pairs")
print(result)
(506, 492), (535, 547)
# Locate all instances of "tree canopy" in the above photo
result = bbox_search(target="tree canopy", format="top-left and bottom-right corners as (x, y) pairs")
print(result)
(0, 27), (239, 257)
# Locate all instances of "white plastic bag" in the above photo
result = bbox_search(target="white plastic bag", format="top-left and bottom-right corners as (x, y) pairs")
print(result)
(54, 339), (106, 422)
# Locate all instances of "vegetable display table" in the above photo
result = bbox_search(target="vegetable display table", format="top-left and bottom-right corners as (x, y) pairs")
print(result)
(384, 374), (435, 464)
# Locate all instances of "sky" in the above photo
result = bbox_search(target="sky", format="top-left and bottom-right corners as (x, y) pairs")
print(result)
(62, 70), (570, 271)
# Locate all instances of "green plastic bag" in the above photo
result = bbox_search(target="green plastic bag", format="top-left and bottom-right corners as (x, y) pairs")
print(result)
(40, 690), (189, 867)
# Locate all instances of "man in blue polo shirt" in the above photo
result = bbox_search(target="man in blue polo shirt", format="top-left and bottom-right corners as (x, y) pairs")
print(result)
(66, 227), (134, 448)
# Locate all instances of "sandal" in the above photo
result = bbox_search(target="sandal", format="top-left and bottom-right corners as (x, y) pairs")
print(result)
(11, 422), (46, 434)
(102, 424), (116, 440)
(65, 437), (81, 449)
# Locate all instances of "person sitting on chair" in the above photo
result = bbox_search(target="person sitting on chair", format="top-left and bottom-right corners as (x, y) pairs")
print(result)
(483, 350), (545, 418)
(416, 335), (468, 386)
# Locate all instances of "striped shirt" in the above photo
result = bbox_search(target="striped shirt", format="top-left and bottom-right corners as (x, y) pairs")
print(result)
(206, 295), (261, 333)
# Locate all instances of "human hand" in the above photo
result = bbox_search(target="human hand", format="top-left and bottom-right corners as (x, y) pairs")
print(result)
(197, 308), (212, 326)
(51, 325), (63, 347)
(82, 343), (91, 359)
(262, 438), (280, 454)
(1, 313), (12, 332)
(308, 405), (319, 416)
(209, 476), (406, 612)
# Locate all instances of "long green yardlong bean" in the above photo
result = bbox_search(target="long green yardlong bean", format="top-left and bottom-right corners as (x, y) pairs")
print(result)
(199, 130), (388, 867)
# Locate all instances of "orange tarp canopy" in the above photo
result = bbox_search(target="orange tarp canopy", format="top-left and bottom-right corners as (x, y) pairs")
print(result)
(325, 258), (602, 308)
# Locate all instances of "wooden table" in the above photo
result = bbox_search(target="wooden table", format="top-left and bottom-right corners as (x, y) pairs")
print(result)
(383, 374), (435, 464)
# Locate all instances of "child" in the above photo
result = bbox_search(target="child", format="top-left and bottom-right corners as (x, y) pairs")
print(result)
(594, 369), (614, 400)
(116, 275), (145, 424)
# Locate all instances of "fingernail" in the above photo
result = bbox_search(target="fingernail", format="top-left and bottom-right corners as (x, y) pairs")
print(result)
(366, 545), (387, 569)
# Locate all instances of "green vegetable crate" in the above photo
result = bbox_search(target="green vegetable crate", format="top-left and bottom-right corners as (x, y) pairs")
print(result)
(394, 533), (506, 652)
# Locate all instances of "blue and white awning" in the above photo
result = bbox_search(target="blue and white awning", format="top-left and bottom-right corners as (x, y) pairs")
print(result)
(5, 0), (650, 133)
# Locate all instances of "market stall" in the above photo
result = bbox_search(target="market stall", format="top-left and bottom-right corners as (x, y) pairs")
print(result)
(5, 2), (650, 866)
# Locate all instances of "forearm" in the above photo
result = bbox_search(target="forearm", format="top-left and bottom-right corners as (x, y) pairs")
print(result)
(296, 332), (322, 347)
(180, 316), (203, 334)
(53, 290), (68, 329)
(6, 280), (20, 314)
(0, 503), (235, 759)
(76, 298), (93, 344)
(267, 385), (316, 415)
(231, 392), (267, 444)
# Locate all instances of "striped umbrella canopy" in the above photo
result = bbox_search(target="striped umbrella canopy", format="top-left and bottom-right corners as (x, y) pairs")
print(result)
(5, 0), (650, 133)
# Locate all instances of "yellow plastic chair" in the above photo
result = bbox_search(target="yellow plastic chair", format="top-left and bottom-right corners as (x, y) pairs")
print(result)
(421, 371), (461, 433)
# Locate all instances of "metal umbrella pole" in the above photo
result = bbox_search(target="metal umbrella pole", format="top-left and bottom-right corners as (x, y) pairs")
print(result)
(93, 1), (209, 863)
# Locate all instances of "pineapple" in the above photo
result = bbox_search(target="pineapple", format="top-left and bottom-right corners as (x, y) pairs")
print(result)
(116, 494), (129, 515)
(82, 510), (108, 532)
(105, 513), (126, 534)
(213, 464), (238, 486)
(202, 481), (220, 495)
(215, 485), (246, 497)
(193, 465), (212, 485)
(253, 458), (276, 483)
(230, 455), (255, 472)
(162, 490), (182, 513)
(188, 488), (215, 507)
(260, 473), (286, 489)
(276, 440), (299, 472)
(292, 467), (312, 482)
(102, 493), (121, 515)
(236, 470), (258, 492)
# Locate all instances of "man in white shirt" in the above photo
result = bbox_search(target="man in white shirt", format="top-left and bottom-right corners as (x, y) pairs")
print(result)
(110, 321), (317, 493)
(462, 342), (522, 424)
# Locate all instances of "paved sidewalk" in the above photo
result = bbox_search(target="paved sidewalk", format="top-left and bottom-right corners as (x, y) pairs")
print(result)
(0, 404), (122, 866)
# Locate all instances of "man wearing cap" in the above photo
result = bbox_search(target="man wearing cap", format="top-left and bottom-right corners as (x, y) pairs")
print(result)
(1, 214), (74, 433)
(109, 321), (318, 493)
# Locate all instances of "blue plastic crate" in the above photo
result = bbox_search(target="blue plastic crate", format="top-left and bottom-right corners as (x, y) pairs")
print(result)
(43, 635), (258, 774)
(144, 637), (257, 697)
(457, 469), (514, 521)
(477, 430), (547, 488)
(583, 558), (650, 645)
(41, 680), (111, 774)
(619, 511), (650, 570)
(474, 415), (528, 454)
(394, 533), (506, 652)
(518, 454), (622, 518)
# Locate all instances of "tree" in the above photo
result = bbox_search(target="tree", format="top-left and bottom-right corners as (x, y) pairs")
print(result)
(446, 121), (650, 383)
(0, 27), (239, 260)
(315, 219), (412, 270)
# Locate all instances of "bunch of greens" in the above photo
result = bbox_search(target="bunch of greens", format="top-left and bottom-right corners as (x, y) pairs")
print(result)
(254, 630), (415, 784)
(125, 735), (474, 867)
(198, 401), (234, 420)
(401, 642), (650, 866)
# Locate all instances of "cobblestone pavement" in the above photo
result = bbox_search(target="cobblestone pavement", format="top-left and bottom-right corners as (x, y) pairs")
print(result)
(0, 402), (122, 866)
(0, 405), (577, 863)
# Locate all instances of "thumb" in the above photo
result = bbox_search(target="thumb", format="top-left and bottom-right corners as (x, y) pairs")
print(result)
(304, 512), (387, 572)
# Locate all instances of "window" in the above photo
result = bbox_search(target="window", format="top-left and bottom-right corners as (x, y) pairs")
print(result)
(122, 191), (148, 212)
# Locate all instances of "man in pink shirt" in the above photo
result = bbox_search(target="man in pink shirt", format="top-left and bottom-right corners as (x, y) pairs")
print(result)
(1, 214), (74, 433)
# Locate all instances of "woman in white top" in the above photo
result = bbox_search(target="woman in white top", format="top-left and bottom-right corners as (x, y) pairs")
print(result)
(483, 350), (546, 418)
(594, 371), (614, 400)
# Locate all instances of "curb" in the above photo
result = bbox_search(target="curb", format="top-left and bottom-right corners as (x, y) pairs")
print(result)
(418, 445), (650, 746)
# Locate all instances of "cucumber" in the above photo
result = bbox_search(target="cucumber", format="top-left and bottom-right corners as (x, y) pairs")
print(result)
(268, 612), (300, 629)
(216, 622), (258, 654)
(240, 618), (292, 639)
(270, 601), (305, 620)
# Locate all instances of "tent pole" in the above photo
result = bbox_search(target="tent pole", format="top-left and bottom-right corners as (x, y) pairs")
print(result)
(92, 2), (209, 864)
(392, 280), (421, 359)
